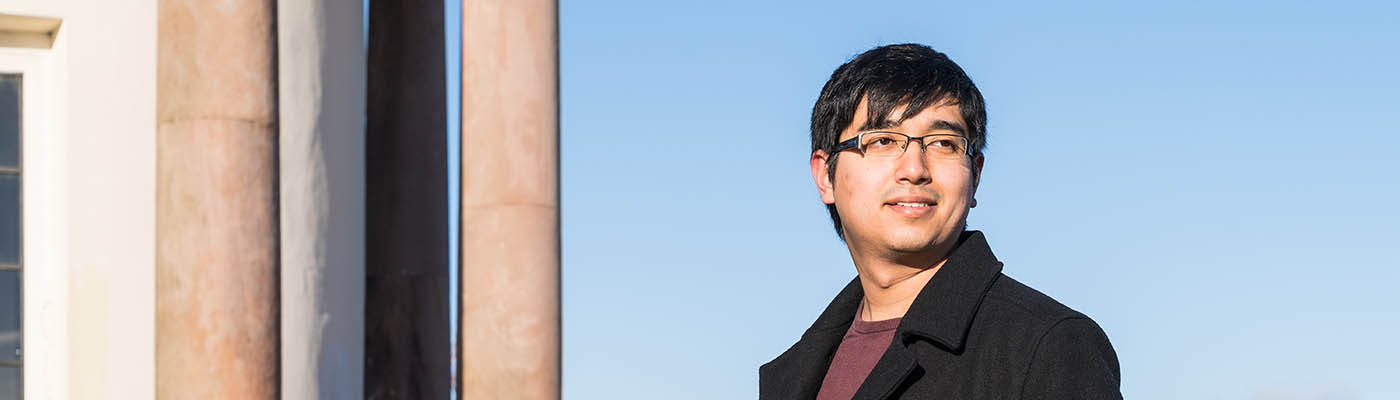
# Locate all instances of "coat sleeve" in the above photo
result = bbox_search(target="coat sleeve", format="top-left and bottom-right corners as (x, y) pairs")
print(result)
(1019, 317), (1122, 399)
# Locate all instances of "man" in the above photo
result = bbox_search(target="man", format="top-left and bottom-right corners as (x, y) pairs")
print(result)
(759, 44), (1121, 399)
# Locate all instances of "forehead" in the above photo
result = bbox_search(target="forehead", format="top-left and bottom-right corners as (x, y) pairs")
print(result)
(841, 97), (966, 141)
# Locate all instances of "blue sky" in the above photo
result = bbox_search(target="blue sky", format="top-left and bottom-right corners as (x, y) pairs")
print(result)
(454, 1), (1400, 399)
(446, 0), (460, 391)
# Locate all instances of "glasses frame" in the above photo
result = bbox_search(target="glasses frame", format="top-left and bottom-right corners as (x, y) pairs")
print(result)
(830, 131), (973, 159)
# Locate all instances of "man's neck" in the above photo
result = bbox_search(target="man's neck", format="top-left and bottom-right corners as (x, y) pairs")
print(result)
(853, 255), (948, 321)
(851, 261), (940, 320)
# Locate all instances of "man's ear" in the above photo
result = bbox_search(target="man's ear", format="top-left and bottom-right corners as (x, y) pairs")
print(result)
(970, 153), (985, 207)
(811, 150), (837, 205)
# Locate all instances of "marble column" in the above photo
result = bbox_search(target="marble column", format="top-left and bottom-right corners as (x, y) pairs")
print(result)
(155, 0), (279, 398)
(278, 0), (366, 398)
(364, 0), (450, 398)
(461, 0), (561, 398)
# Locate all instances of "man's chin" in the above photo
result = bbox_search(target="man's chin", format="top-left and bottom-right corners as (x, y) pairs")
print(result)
(881, 229), (956, 257)
(883, 236), (939, 255)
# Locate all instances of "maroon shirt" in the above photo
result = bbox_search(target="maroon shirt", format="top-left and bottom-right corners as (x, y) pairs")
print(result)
(814, 303), (902, 400)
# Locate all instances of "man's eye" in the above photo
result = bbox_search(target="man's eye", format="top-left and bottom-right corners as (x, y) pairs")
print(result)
(861, 134), (907, 154)
(864, 136), (900, 151)
(927, 139), (961, 153)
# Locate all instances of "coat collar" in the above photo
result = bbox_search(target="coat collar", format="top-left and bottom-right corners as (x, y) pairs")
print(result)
(760, 230), (1004, 399)
(894, 230), (1004, 352)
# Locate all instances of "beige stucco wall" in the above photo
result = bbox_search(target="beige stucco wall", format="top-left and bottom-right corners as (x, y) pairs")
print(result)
(2, 0), (157, 398)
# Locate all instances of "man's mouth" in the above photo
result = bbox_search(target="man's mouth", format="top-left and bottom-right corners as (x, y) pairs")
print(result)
(885, 198), (936, 216)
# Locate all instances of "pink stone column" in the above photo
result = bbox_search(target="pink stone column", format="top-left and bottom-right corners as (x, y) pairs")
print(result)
(461, 0), (560, 398)
(155, 0), (279, 398)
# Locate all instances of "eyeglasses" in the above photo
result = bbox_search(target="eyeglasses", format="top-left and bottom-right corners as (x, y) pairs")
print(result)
(831, 131), (971, 161)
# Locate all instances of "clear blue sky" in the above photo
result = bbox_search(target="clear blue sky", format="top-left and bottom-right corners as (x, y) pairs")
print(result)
(446, 1), (1400, 399)
(445, 0), (462, 393)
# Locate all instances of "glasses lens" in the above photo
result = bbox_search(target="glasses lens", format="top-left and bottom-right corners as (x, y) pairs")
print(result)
(922, 136), (968, 159)
(859, 132), (907, 157)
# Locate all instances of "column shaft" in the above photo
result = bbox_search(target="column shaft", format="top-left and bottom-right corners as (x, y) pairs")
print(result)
(365, 0), (450, 398)
(155, 0), (279, 398)
(278, 0), (366, 398)
(461, 0), (561, 398)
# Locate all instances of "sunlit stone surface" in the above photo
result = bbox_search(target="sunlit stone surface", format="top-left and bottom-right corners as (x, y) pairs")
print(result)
(155, 0), (279, 397)
(461, 0), (561, 398)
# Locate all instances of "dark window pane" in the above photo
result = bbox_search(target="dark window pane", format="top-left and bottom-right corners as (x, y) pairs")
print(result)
(0, 270), (15, 363)
(0, 74), (18, 169)
(0, 176), (15, 265)
(0, 366), (16, 400)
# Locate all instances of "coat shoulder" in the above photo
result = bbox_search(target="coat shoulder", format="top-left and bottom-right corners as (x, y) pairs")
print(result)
(982, 273), (1089, 326)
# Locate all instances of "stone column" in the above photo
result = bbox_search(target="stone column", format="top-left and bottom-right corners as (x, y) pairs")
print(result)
(461, 0), (560, 398)
(364, 0), (450, 398)
(155, 0), (279, 398)
(278, 0), (365, 398)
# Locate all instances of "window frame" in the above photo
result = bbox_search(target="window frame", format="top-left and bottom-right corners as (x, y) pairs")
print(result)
(0, 25), (67, 399)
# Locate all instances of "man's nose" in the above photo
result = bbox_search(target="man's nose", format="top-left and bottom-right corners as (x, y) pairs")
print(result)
(894, 141), (932, 185)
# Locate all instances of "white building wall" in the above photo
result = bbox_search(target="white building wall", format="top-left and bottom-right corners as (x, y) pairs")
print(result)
(3, 0), (157, 398)
(3, 20), (69, 400)
(3, 0), (373, 396)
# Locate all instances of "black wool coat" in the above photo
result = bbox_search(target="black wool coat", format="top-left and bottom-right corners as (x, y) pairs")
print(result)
(759, 231), (1122, 399)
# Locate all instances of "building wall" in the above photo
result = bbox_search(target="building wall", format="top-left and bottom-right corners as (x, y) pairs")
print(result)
(3, 0), (157, 398)
(2, 1), (462, 397)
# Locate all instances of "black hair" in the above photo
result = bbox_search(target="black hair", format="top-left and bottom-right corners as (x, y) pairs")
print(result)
(810, 43), (987, 240)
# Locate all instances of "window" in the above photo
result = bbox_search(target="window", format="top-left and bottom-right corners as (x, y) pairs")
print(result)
(0, 72), (20, 399)
(0, 13), (60, 398)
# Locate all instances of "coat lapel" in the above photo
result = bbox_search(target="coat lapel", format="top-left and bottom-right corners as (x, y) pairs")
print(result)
(850, 340), (919, 400)
(758, 326), (847, 399)
(759, 278), (864, 399)
(761, 231), (1005, 399)
(895, 231), (1003, 353)
(853, 230), (1004, 399)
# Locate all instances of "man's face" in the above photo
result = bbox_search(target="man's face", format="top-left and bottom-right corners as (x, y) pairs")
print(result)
(812, 99), (984, 262)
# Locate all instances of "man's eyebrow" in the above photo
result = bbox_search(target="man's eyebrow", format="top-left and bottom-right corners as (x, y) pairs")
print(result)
(927, 120), (966, 135)
(858, 119), (901, 132)
(858, 119), (967, 135)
